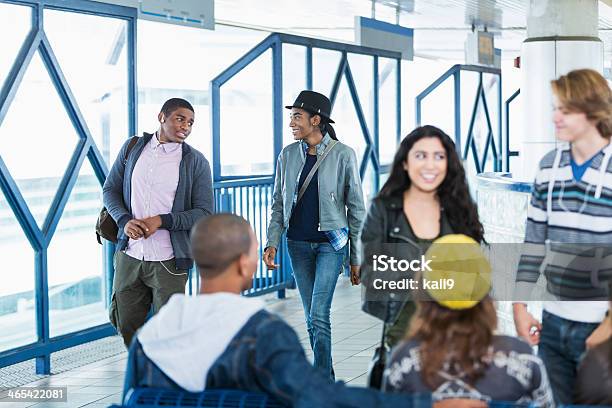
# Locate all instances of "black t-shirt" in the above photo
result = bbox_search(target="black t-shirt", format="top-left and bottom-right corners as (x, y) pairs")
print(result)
(287, 154), (327, 242)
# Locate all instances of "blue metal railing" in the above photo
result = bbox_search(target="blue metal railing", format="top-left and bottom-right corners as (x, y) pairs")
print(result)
(187, 179), (294, 298)
(416, 64), (503, 173)
(215, 178), (293, 298)
(505, 88), (521, 172)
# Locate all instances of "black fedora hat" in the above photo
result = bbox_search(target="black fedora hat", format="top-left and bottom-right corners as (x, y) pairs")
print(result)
(285, 90), (335, 124)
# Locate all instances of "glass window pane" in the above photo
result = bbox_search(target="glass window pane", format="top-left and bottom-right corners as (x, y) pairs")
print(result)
(0, 192), (36, 352)
(44, 10), (129, 168)
(312, 48), (341, 96)
(378, 58), (399, 165)
(420, 75), (454, 138)
(347, 53), (374, 134)
(332, 76), (367, 168)
(401, 57), (459, 141)
(137, 22), (267, 166)
(362, 157), (376, 207)
(47, 159), (107, 337)
(220, 50), (273, 177)
(282, 44), (306, 147)
(0, 3), (31, 91)
(0, 53), (79, 228)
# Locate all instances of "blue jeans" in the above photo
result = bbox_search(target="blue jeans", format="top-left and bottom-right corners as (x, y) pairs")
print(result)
(286, 239), (347, 380)
(538, 310), (598, 405)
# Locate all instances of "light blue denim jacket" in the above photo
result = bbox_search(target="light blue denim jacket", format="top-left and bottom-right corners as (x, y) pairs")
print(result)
(265, 134), (366, 265)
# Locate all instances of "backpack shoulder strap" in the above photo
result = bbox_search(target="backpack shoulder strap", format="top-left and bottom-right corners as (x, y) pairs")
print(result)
(123, 136), (139, 164)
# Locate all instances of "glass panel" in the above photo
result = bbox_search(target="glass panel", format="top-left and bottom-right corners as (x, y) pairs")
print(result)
(347, 53), (374, 134)
(137, 22), (267, 165)
(0, 192), (36, 351)
(332, 75), (368, 168)
(44, 10), (129, 168)
(220, 50), (273, 176)
(420, 77), (454, 139)
(401, 57), (459, 139)
(0, 3), (31, 91)
(282, 44), (306, 147)
(0, 53), (79, 228)
(47, 159), (107, 337)
(312, 48), (341, 96)
(378, 58), (399, 164)
(362, 157), (377, 207)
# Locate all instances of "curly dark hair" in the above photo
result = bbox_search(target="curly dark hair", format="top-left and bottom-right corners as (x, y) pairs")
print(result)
(378, 125), (484, 243)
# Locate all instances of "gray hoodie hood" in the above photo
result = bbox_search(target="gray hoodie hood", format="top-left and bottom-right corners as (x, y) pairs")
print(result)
(137, 293), (265, 392)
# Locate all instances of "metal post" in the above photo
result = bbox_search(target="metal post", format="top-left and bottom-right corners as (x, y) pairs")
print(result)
(34, 249), (50, 375)
(454, 71), (461, 155)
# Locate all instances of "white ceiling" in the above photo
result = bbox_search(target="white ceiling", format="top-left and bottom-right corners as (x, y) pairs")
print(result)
(212, 0), (612, 61)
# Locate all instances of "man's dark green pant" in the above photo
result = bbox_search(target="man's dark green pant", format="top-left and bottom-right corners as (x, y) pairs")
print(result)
(110, 251), (188, 347)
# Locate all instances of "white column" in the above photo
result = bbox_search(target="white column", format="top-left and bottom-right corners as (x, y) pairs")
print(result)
(518, 0), (602, 181)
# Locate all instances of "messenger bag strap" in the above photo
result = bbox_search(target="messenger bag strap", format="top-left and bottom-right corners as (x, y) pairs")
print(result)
(297, 140), (338, 203)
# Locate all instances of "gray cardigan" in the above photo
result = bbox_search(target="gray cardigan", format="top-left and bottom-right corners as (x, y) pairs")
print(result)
(102, 133), (213, 270)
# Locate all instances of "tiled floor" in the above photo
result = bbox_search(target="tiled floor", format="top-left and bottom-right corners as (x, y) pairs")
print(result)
(1, 276), (382, 407)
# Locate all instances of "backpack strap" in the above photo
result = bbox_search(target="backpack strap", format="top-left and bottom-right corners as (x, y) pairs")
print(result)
(123, 136), (139, 165)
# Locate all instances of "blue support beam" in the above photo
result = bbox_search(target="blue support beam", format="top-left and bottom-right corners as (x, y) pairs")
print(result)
(306, 46), (313, 90)
(272, 37), (283, 167)
(373, 56), (380, 191)
(34, 249), (49, 374)
(453, 71), (461, 155)
(396, 58), (401, 149)
(505, 89), (521, 172)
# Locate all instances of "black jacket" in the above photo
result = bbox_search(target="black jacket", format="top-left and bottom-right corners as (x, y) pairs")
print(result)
(359, 195), (454, 322)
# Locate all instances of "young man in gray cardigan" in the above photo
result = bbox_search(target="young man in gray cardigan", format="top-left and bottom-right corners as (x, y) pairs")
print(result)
(103, 98), (213, 347)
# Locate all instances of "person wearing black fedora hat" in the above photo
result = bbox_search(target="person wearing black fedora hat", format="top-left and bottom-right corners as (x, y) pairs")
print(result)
(263, 90), (366, 380)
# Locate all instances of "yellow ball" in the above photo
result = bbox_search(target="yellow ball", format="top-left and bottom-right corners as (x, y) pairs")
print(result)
(422, 234), (491, 310)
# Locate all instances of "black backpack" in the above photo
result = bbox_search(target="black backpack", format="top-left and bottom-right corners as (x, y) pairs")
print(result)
(95, 137), (138, 244)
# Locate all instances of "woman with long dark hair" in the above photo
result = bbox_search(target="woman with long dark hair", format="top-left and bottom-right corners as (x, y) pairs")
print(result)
(384, 292), (554, 406)
(360, 125), (483, 347)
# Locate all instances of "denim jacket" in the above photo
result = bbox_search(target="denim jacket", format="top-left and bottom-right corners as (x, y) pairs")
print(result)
(124, 309), (431, 408)
(265, 134), (366, 265)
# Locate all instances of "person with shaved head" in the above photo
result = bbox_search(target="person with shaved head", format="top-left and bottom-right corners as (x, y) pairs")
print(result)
(121, 213), (435, 407)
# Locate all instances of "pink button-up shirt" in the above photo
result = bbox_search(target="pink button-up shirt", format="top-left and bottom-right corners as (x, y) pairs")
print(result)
(125, 134), (182, 261)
